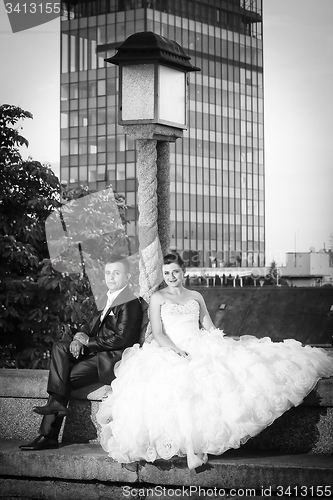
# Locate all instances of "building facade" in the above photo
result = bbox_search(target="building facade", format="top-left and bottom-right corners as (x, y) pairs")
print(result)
(60, 0), (264, 267)
(282, 250), (333, 287)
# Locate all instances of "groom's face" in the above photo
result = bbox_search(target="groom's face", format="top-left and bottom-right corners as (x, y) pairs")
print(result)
(105, 261), (129, 292)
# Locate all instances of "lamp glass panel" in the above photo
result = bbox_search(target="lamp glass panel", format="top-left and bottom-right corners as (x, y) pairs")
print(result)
(121, 64), (155, 121)
(159, 65), (186, 127)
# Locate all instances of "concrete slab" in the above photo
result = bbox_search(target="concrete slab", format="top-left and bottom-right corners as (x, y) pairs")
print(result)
(244, 406), (333, 454)
(0, 478), (126, 500)
(1, 369), (332, 405)
(1, 398), (332, 452)
(0, 441), (332, 492)
(0, 369), (108, 400)
(0, 397), (102, 442)
(303, 377), (333, 406)
(1, 371), (333, 451)
(0, 478), (331, 500)
(0, 441), (136, 483)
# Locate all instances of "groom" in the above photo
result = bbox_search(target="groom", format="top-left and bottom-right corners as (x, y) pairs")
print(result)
(20, 255), (143, 451)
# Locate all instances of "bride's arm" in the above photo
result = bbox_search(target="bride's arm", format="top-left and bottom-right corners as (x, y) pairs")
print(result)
(149, 293), (188, 357)
(193, 292), (216, 330)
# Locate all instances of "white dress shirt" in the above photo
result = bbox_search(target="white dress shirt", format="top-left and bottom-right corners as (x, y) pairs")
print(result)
(100, 286), (127, 322)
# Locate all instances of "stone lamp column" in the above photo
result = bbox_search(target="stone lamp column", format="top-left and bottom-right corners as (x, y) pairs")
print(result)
(106, 32), (200, 339)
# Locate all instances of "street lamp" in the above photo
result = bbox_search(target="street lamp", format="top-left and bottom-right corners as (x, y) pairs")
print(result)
(106, 31), (200, 130)
(106, 32), (200, 342)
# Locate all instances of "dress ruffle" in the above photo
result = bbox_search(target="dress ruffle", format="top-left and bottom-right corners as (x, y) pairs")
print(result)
(97, 299), (333, 469)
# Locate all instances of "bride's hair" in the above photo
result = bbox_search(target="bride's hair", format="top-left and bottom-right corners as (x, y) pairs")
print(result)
(163, 252), (186, 272)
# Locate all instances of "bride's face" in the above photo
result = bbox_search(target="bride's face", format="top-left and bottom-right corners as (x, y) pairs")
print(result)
(163, 263), (184, 288)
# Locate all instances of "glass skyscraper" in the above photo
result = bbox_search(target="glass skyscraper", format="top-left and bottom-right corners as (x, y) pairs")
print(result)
(60, 0), (264, 267)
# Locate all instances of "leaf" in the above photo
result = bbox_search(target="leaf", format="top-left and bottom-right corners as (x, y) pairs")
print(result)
(16, 134), (29, 148)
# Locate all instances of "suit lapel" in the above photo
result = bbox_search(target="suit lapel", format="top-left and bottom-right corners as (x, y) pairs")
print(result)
(110, 286), (135, 308)
(91, 286), (137, 335)
(90, 315), (101, 336)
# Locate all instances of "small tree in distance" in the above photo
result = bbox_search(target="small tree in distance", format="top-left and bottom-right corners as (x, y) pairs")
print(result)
(268, 260), (278, 282)
(266, 260), (288, 286)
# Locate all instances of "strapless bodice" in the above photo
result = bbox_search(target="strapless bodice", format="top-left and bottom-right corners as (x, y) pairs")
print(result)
(161, 298), (200, 317)
(160, 299), (201, 344)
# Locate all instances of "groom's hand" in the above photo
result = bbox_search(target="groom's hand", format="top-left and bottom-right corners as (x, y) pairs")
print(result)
(74, 332), (90, 346)
(70, 340), (84, 359)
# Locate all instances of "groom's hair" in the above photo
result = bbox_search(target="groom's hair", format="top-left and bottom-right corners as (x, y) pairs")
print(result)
(163, 252), (186, 272)
(104, 255), (130, 274)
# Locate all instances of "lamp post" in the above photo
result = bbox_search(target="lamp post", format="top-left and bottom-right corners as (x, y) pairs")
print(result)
(106, 31), (199, 130)
(106, 32), (199, 339)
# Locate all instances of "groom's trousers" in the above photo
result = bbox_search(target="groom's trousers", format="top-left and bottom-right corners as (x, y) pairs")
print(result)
(39, 340), (101, 440)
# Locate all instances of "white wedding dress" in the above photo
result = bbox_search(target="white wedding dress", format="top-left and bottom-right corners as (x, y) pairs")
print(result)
(97, 299), (333, 469)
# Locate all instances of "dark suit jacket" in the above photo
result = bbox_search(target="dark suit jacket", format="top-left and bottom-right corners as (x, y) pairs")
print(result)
(83, 286), (143, 385)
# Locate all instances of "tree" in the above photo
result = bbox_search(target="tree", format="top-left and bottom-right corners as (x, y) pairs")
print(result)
(0, 105), (130, 368)
(0, 104), (32, 164)
(0, 104), (62, 364)
(268, 260), (278, 281)
(266, 260), (288, 286)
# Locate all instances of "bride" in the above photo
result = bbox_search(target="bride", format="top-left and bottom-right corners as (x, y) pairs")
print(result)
(97, 252), (333, 469)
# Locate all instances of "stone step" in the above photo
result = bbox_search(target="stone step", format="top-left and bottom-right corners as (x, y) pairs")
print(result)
(0, 369), (106, 443)
(0, 441), (332, 500)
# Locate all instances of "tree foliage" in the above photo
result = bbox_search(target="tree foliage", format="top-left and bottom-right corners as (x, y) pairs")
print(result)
(0, 104), (129, 368)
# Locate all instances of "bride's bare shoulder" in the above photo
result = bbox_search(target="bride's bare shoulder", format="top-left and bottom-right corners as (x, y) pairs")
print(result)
(188, 289), (203, 300)
(150, 289), (167, 305)
(187, 290), (206, 305)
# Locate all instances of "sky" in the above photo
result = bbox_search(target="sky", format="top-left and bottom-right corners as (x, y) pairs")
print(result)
(0, 0), (332, 266)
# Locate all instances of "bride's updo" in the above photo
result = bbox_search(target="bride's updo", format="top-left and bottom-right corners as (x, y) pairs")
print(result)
(163, 252), (186, 272)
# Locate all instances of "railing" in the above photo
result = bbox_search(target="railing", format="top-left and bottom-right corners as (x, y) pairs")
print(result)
(241, 0), (261, 15)
(185, 266), (269, 287)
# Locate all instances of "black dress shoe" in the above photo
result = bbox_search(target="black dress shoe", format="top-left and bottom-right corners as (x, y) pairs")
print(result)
(33, 400), (68, 416)
(20, 435), (58, 451)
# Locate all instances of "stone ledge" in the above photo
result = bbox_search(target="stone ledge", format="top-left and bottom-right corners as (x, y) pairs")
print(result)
(123, 123), (183, 142)
(1, 441), (332, 491)
(243, 406), (333, 454)
(1, 371), (333, 452)
(303, 376), (333, 406)
(1, 369), (332, 406)
(0, 369), (108, 400)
